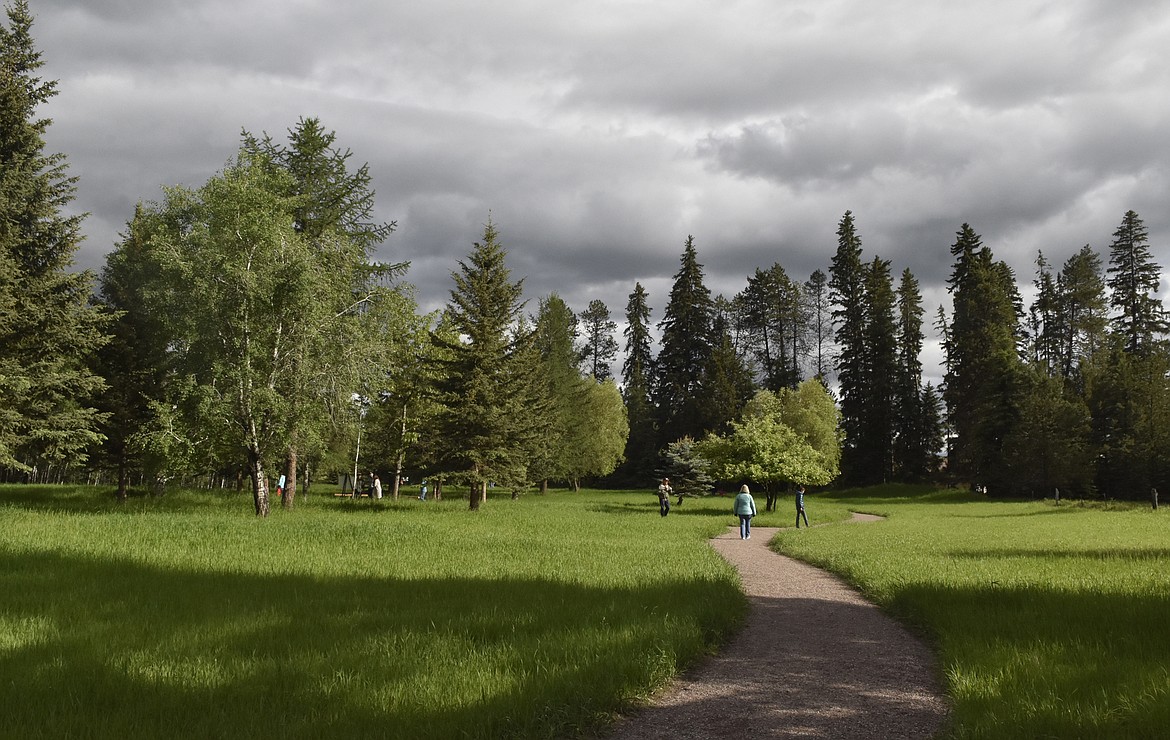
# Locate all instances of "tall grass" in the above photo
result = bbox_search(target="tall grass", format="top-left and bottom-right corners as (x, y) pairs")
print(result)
(0, 485), (747, 739)
(774, 485), (1170, 740)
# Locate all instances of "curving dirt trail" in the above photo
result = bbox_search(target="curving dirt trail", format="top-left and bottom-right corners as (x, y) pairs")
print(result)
(604, 515), (949, 739)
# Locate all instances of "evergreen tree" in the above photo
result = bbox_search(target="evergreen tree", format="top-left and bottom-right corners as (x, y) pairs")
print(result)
(93, 207), (170, 499)
(1106, 210), (1166, 355)
(803, 269), (832, 381)
(653, 236), (715, 445)
(943, 224), (1028, 493)
(892, 268), (931, 480)
(703, 298), (755, 434)
(1055, 244), (1108, 382)
(578, 299), (619, 381)
(1028, 251), (1061, 376)
(618, 282), (657, 484)
(0, 1), (108, 474)
(828, 211), (867, 482)
(855, 256), (898, 483)
(529, 293), (581, 491)
(434, 219), (533, 509)
(736, 262), (802, 391)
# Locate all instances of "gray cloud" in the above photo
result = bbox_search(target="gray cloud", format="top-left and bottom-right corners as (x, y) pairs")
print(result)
(25, 0), (1170, 373)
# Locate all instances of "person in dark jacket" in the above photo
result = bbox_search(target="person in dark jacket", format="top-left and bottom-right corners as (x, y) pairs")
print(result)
(795, 484), (810, 528)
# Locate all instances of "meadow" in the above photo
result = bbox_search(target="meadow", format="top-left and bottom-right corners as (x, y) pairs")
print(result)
(0, 484), (748, 739)
(2, 483), (1168, 739)
(775, 485), (1170, 739)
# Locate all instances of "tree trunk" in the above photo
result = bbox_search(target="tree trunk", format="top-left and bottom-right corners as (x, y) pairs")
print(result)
(435, 479), (442, 500)
(282, 445), (297, 510)
(540, 479), (548, 495)
(116, 458), (128, 502)
(469, 480), (481, 511)
(249, 447), (271, 517)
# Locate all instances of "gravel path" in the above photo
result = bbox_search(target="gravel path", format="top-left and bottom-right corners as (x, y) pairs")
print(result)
(604, 515), (949, 739)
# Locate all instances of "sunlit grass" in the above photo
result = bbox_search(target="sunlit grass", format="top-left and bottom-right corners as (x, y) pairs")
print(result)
(773, 484), (1170, 739)
(0, 485), (748, 739)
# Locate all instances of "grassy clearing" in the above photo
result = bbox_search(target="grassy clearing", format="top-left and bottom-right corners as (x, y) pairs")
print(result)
(773, 484), (1170, 740)
(0, 485), (748, 739)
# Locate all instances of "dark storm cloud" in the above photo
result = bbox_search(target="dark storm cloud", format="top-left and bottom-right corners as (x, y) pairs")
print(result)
(24, 0), (1170, 348)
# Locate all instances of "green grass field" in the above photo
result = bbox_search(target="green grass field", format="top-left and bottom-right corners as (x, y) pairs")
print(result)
(0, 485), (747, 739)
(2, 483), (1168, 739)
(773, 485), (1170, 739)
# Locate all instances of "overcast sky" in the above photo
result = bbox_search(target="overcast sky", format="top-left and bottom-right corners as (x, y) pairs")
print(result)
(29, 0), (1170, 383)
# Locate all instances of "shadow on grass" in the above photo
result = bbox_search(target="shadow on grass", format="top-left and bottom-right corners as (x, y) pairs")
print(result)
(946, 547), (1170, 561)
(0, 549), (741, 740)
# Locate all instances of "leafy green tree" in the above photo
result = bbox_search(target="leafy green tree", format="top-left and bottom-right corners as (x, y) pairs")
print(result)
(241, 117), (399, 507)
(433, 219), (534, 509)
(578, 299), (619, 381)
(698, 382), (840, 511)
(1106, 210), (1166, 355)
(618, 282), (657, 484)
(654, 236), (715, 444)
(560, 379), (629, 490)
(0, 1), (108, 474)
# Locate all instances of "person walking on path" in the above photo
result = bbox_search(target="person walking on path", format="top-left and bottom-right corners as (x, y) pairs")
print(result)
(657, 478), (673, 517)
(734, 484), (758, 539)
(795, 484), (810, 528)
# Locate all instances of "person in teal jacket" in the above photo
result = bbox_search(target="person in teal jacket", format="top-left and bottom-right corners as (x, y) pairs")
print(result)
(734, 484), (758, 539)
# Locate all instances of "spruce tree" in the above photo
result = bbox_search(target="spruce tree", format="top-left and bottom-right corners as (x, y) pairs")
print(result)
(1106, 210), (1167, 355)
(0, 1), (108, 474)
(892, 268), (929, 480)
(943, 224), (1027, 493)
(828, 211), (867, 482)
(703, 298), (755, 434)
(529, 293), (581, 490)
(434, 219), (532, 509)
(653, 236), (715, 445)
(619, 282), (657, 484)
(856, 257), (898, 483)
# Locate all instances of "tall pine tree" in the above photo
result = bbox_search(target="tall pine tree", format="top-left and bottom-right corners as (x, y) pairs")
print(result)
(1106, 210), (1166, 355)
(653, 236), (715, 445)
(828, 211), (867, 482)
(434, 219), (534, 509)
(943, 224), (1028, 493)
(0, 1), (108, 474)
(618, 282), (657, 484)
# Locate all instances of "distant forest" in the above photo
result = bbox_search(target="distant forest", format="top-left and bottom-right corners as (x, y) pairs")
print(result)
(4, 2), (1168, 510)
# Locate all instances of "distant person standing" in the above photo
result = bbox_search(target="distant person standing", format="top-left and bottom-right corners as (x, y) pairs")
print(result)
(795, 484), (809, 528)
(657, 478), (673, 517)
(734, 484), (758, 539)
(419, 479), (428, 501)
(372, 473), (382, 500)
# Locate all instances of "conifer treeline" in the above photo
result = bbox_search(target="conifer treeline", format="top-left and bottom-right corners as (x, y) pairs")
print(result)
(624, 210), (1167, 500)
(5, 1), (1169, 503)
